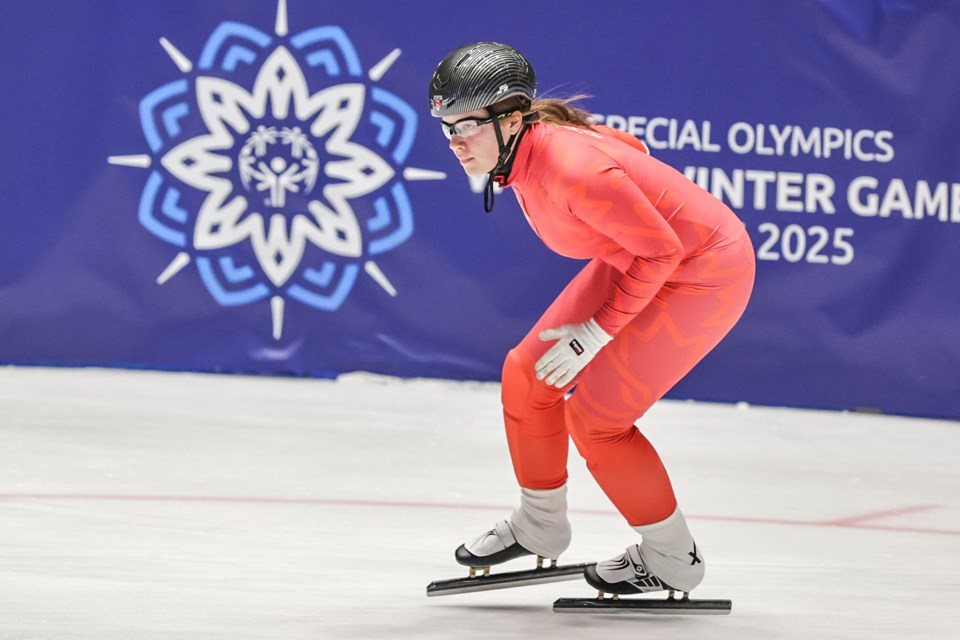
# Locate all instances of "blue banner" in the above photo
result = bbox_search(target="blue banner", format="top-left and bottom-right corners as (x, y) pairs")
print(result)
(1, 1), (958, 419)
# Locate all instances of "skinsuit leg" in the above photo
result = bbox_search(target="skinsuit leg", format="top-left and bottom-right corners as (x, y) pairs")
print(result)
(502, 233), (755, 526)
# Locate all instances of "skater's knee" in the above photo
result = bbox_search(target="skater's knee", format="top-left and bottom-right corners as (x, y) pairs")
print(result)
(502, 348), (565, 416)
(564, 399), (635, 449)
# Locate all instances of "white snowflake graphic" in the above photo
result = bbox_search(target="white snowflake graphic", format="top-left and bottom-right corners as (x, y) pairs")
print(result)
(108, 0), (446, 339)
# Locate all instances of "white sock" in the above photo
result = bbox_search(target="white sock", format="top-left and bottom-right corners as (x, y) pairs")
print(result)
(509, 485), (572, 559)
(634, 507), (705, 592)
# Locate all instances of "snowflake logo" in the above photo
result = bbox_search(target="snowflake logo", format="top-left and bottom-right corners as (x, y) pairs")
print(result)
(109, 0), (445, 339)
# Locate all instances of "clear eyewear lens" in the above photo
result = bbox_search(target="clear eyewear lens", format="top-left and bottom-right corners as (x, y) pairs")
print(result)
(442, 116), (496, 140)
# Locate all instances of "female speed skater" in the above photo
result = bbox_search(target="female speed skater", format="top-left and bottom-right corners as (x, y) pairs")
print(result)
(428, 41), (755, 596)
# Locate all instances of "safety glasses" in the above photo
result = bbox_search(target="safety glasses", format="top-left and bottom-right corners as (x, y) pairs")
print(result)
(440, 113), (508, 140)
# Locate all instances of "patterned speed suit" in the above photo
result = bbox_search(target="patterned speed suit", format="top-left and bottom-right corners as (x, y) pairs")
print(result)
(497, 122), (756, 527)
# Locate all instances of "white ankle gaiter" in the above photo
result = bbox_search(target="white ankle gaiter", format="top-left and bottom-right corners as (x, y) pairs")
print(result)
(509, 484), (572, 560)
(634, 507), (705, 592)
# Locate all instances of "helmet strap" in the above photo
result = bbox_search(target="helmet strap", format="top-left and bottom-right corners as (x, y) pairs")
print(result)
(483, 109), (539, 213)
(483, 172), (497, 213)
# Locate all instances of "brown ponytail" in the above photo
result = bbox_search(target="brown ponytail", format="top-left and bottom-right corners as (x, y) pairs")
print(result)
(490, 94), (597, 130)
(528, 95), (596, 129)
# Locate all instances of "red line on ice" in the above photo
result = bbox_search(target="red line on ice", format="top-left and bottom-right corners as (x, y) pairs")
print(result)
(817, 504), (941, 527)
(1, 493), (956, 537)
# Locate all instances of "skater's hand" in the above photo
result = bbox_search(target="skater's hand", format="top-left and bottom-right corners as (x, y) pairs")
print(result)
(535, 318), (613, 388)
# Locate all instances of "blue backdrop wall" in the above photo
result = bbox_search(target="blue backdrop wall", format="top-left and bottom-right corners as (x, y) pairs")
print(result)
(1, 0), (958, 419)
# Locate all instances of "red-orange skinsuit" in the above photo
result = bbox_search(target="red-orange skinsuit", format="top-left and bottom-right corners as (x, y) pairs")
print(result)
(496, 122), (756, 527)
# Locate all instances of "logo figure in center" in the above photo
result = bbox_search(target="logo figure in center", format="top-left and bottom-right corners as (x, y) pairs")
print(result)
(239, 125), (320, 209)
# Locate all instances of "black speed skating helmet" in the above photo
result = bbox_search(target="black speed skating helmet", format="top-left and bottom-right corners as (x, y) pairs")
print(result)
(429, 42), (537, 118)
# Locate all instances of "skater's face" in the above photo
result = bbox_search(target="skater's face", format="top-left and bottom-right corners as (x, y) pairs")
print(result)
(442, 108), (522, 176)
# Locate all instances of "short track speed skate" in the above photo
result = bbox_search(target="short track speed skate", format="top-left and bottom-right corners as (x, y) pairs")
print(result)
(553, 544), (731, 615)
(553, 589), (732, 615)
(426, 520), (588, 596)
(426, 556), (593, 596)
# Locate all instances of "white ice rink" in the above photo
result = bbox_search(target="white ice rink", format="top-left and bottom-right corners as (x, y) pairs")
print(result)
(1, 366), (957, 639)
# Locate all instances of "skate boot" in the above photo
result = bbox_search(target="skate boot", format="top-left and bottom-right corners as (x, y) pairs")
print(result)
(455, 485), (572, 574)
(585, 508), (705, 596)
(584, 544), (671, 594)
(455, 520), (534, 569)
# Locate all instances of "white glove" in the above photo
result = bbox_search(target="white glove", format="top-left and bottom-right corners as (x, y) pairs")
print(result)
(535, 318), (613, 388)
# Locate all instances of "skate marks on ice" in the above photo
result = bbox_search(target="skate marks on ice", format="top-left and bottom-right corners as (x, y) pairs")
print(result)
(3, 368), (959, 638)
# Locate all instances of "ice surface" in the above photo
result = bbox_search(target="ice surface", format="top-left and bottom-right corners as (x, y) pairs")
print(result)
(1, 366), (957, 639)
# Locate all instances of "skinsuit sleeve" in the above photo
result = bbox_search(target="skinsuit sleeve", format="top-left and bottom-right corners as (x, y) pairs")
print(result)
(594, 124), (650, 154)
(541, 142), (684, 336)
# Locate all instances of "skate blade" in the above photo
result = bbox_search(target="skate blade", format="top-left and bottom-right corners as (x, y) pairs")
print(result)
(553, 594), (732, 615)
(426, 563), (593, 597)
